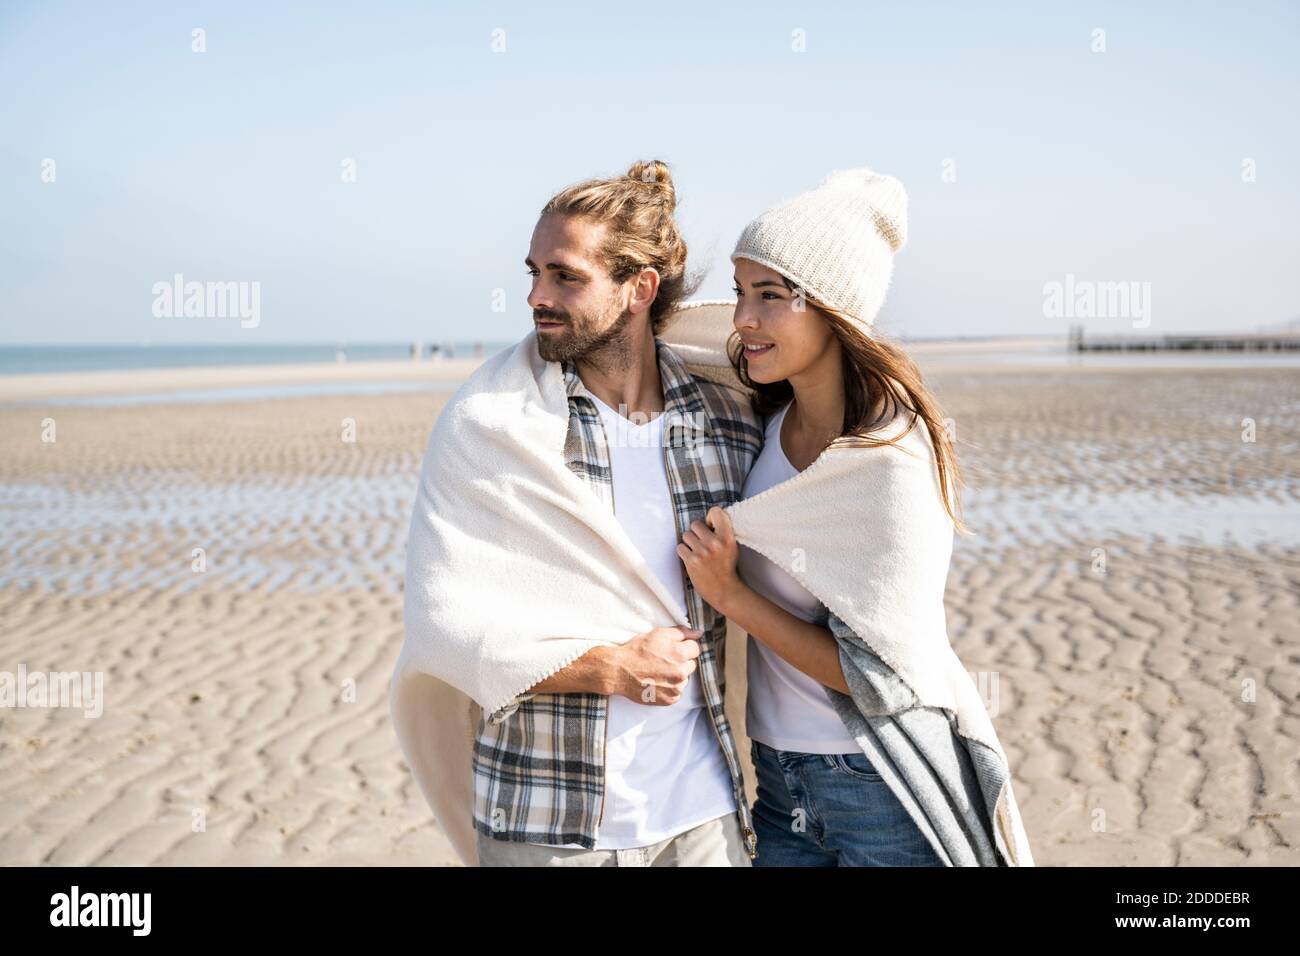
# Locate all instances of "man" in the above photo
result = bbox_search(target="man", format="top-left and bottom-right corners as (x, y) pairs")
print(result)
(467, 160), (764, 866)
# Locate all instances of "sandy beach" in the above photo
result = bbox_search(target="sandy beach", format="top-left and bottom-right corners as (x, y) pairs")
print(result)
(0, 348), (1296, 866)
(0, 357), (487, 404)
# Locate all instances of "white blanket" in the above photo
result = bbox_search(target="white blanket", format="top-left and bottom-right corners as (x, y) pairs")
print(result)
(389, 300), (1032, 866)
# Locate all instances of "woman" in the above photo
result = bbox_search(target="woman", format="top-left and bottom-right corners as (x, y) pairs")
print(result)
(675, 168), (1032, 866)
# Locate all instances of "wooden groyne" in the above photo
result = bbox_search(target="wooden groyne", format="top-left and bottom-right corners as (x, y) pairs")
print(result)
(1069, 326), (1300, 353)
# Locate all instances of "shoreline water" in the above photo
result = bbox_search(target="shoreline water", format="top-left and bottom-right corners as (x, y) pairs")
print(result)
(0, 342), (513, 376)
(0, 358), (490, 404)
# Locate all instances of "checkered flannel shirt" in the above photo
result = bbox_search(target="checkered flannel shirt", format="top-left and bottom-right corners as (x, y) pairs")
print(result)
(471, 337), (764, 857)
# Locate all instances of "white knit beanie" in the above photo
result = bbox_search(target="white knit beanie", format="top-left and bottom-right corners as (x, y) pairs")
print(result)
(730, 168), (908, 330)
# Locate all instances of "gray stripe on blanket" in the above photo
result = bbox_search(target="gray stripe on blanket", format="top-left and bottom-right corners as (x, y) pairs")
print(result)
(824, 612), (1008, 867)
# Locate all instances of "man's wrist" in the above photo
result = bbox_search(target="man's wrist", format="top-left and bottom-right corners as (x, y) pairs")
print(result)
(589, 644), (624, 697)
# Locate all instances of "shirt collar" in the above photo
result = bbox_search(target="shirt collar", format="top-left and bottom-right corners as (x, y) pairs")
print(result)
(561, 338), (703, 421)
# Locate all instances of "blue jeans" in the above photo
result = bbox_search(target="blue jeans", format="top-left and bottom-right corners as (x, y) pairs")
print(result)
(750, 739), (946, 867)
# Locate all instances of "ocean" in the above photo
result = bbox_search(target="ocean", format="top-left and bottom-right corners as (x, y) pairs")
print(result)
(0, 342), (512, 376)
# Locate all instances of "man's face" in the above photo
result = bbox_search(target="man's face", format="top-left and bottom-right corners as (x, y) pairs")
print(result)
(526, 214), (633, 363)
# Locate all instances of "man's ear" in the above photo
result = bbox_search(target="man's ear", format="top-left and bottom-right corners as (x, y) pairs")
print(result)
(629, 267), (661, 316)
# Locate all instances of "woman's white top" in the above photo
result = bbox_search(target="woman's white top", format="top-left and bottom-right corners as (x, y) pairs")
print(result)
(737, 401), (860, 754)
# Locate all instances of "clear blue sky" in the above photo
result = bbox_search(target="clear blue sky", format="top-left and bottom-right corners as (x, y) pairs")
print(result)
(2, 0), (1297, 344)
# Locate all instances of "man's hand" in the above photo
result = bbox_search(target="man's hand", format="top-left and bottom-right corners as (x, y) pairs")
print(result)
(604, 625), (703, 705)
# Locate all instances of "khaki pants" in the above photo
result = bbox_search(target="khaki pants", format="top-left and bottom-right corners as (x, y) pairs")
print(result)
(476, 812), (751, 867)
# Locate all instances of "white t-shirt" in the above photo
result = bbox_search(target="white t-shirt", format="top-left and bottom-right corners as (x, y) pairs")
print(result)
(737, 401), (860, 754)
(571, 392), (736, 849)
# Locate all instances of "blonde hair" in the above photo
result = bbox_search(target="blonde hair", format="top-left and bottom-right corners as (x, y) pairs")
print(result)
(541, 159), (701, 333)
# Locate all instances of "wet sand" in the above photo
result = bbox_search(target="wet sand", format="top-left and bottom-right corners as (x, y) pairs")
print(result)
(0, 353), (1296, 865)
(0, 358), (485, 403)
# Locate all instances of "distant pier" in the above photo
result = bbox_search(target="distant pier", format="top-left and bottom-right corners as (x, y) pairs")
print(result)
(1069, 325), (1300, 353)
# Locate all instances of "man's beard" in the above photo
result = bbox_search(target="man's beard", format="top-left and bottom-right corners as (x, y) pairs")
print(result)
(534, 298), (636, 367)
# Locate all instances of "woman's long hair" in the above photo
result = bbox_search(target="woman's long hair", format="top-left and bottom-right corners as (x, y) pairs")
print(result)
(728, 279), (966, 532)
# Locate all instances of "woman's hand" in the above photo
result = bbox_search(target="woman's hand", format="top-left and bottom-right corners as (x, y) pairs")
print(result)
(677, 505), (746, 615)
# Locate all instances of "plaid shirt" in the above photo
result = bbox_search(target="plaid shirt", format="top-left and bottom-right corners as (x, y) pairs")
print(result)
(471, 338), (764, 858)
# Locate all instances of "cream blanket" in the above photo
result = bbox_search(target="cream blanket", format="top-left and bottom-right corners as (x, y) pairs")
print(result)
(389, 300), (1033, 866)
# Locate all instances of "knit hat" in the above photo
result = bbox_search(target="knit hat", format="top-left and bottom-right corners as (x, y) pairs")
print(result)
(730, 168), (908, 330)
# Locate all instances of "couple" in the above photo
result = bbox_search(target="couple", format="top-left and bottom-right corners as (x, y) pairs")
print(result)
(389, 160), (1034, 868)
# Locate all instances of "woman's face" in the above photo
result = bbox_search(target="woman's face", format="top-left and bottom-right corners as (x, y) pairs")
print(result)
(732, 257), (839, 385)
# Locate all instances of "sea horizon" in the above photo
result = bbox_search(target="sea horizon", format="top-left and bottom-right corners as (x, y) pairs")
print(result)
(0, 341), (517, 376)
